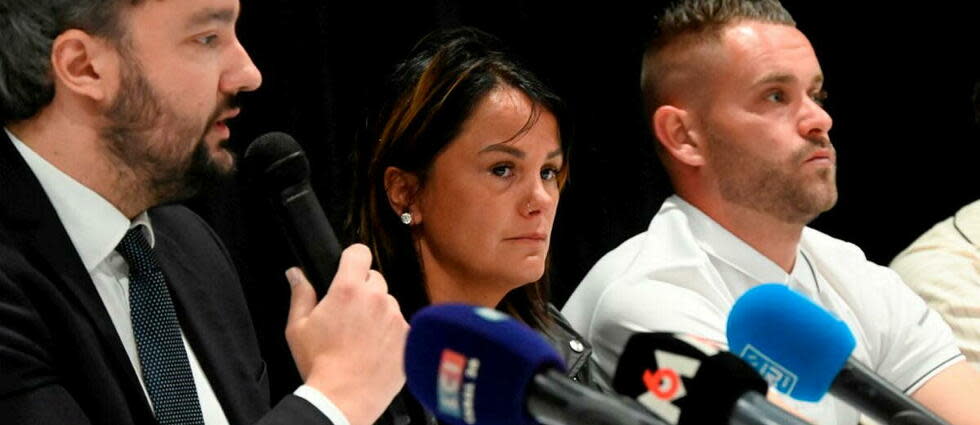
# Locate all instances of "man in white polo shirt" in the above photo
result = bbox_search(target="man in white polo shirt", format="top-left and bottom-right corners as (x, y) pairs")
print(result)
(562, 1), (980, 424)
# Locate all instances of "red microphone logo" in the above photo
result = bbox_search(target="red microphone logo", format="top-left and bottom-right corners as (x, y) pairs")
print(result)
(635, 351), (701, 424)
(437, 348), (480, 424)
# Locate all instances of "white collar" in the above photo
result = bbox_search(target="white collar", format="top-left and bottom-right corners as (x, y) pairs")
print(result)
(5, 128), (155, 272)
(667, 195), (816, 291)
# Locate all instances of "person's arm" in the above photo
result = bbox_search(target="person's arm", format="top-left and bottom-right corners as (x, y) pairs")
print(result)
(911, 360), (980, 425)
(0, 263), (98, 424)
(891, 240), (980, 367)
(872, 259), (980, 425)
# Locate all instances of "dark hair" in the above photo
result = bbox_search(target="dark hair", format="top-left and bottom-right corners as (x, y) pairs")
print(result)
(352, 26), (568, 329)
(0, 0), (140, 123)
(641, 0), (795, 117)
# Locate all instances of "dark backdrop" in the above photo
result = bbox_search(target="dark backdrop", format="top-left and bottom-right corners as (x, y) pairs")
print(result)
(188, 1), (980, 400)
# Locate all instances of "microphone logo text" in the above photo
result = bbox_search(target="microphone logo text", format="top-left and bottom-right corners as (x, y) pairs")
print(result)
(739, 344), (798, 395)
(636, 350), (700, 424)
(437, 348), (480, 424)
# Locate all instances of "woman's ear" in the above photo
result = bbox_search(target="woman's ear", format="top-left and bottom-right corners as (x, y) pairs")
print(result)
(384, 166), (422, 225)
(652, 105), (706, 167)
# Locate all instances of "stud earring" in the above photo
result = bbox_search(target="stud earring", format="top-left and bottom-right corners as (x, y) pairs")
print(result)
(400, 211), (413, 225)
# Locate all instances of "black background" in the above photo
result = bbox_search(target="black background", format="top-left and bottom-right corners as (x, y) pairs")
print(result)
(190, 1), (980, 399)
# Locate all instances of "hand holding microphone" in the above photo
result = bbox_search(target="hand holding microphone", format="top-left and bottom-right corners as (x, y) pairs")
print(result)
(244, 133), (409, 425)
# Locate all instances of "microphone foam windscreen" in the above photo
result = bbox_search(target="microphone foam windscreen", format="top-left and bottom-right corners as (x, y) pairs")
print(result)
(242, 131), (310, 191)
(726, 284), (856, 401)
(613, 332), (765, 425)
(405, 304), (566, 425)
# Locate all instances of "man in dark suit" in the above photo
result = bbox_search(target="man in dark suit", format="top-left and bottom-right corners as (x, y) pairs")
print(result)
(0, 1), (409, 424)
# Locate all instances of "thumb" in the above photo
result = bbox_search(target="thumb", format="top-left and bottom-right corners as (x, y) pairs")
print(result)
(286, 267), (316, 324)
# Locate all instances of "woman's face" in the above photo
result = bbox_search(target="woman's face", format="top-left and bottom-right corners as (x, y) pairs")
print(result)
(413, 85), (563, 299)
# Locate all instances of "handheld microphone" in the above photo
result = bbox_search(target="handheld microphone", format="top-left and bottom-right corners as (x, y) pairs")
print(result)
(243, 132), (341, 299)
(612, 332), (811, 425)
(405, 304), (670, 425)
(727, 284), (951, 425)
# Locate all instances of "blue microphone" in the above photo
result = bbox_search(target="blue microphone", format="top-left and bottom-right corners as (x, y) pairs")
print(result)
(405, 304), (670, 425)
(726, 284), (950, 425)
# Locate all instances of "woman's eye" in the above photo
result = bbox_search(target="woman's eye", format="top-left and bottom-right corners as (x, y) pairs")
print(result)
(541, 168), (559, 181)
(491, 165), (513, 177)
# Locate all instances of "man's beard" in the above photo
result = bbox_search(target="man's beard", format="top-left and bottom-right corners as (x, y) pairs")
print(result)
(708, 128), (838, 225)
(100, 57), (234, 207)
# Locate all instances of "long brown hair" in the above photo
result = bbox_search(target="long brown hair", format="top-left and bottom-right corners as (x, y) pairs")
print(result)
(351, 27), (570, 330)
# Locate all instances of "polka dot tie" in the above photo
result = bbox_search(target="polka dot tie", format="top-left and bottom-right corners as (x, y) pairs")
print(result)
(117, 227), (205, 425)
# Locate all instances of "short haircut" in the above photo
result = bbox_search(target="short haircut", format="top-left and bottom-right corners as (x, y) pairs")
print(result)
(640, 0), (795, 118)
(0, 0), (141, 123)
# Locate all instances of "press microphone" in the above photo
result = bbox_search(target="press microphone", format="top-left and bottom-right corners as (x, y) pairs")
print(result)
(727, 284), (951, 425)
(405, 303), (671, 425)
(243, 132), (341, 299)
(612, 332), (811, 425)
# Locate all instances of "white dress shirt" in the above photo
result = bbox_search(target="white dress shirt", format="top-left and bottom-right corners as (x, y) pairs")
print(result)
(6, 128), (349, 425)
(563, 195), (963, 425)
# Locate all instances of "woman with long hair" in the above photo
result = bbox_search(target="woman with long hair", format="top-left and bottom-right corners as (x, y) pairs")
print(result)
(353, 26), (600, 424)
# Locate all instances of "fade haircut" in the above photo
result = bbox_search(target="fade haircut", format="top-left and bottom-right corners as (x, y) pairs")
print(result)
(640, 0), (795, 120)
(0, 0), (142, 123)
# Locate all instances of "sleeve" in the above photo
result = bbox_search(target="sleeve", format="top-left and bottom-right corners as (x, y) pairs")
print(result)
(257, 394), (338, 425)
(890, 227), (980, 369)
(585, 277), (728, 380)
(293, 386), (351, 425)
(0, 267), (94, 425)
(869, 264), (964, 394)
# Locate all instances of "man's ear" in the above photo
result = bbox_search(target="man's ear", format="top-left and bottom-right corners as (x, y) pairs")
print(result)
(49, 29), (119, 104)
(384, 166), (422, 225)
(652, 105), (706, 167)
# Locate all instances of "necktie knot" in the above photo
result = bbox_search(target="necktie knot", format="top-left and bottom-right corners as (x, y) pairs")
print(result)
(117, 227), (157, 276)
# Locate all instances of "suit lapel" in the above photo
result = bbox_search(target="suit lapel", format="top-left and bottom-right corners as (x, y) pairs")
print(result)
(0, 131), (155, 422)
(152, 218), (264, 424)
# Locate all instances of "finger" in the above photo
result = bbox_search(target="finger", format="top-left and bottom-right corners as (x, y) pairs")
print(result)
(286, 267), (316, 324)
(365, 269), (388, 292)
(330, 244), (373, 289)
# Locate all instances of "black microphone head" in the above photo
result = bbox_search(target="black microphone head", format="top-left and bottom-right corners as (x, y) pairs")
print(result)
(688, 352), (769, 424)
(612, 333), (767, 425)
(243, 131), (310, 191)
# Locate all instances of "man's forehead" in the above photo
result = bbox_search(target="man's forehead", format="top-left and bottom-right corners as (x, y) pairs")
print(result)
(184, 7), (238, 29)
(719, 21), (822, 85)
(122, 0), (241, 27)
(722, 22), (815, 60)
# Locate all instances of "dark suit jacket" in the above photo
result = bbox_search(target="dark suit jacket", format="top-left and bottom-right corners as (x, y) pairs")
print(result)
(0, 130), (330, 425)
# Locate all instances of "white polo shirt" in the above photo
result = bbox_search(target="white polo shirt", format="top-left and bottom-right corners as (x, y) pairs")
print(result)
(562, 195), (963, 425)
